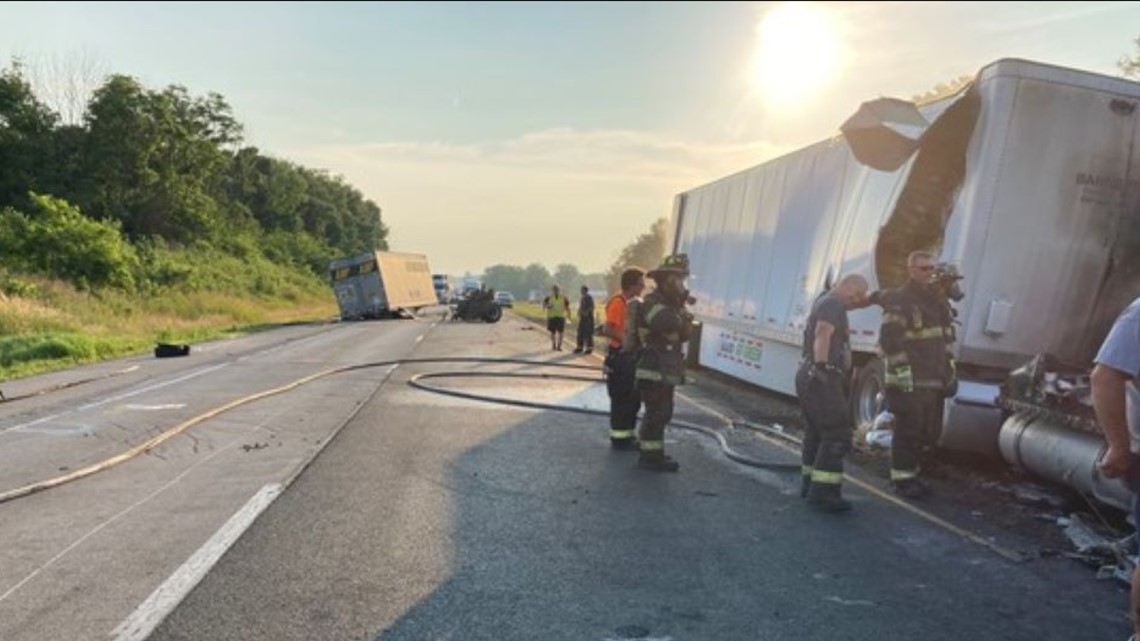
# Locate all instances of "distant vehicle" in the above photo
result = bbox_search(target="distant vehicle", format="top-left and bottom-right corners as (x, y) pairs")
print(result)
(432, 273), (450, 303)
(329, 251), (437, 320)
(461, 278), (482, 297)
(494, 291), (515, 308)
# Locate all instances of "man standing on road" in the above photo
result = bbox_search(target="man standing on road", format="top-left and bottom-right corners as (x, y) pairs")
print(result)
(603, 268), (645, 450)
(1090, 295), (1140, 641)
(574, 285), (596, 354)
(873, 251), (960, 499)
(633, 255), (694, 472)
(543, 285), (571, 351)
(797, 274), (869, 513)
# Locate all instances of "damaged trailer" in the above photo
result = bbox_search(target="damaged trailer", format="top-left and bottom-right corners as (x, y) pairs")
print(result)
(671, 58), (1140, 508)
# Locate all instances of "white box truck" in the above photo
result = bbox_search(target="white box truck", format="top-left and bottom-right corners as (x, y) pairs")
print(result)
(672, 59), (1140, 506)
(329, 251), (438, 320)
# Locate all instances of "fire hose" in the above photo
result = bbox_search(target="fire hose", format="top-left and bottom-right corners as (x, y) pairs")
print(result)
(0, 357), (799, 506)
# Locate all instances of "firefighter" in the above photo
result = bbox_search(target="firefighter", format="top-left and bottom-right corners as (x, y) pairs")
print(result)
(797, 274), (870, 513)
(872, 250), (960, 499)
(633, 254), (694, 472)
(603, 268), (646, 450)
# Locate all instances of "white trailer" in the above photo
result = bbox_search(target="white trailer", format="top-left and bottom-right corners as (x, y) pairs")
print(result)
(672, 59), (1140, 473)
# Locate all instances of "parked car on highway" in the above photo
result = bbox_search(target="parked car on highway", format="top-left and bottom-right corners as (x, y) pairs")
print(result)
(494, 292), (515, 308)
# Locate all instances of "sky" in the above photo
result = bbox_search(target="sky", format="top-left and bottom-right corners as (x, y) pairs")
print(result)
(3, 1), (1140, 276)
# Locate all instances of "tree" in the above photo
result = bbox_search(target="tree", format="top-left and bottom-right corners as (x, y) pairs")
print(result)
(911, 75), (973, 104)
(606, 218), (668, 294)
(482, 264), (526, 297)
(553, 263), (582, 291)
(79, 75), (241, 241)
(523, 262), (551, 297)
(25, 49), (107, 126)
(0, 61), (59, 209)
(0, 62), (389, 281)
(1120, 36), (1140, 79)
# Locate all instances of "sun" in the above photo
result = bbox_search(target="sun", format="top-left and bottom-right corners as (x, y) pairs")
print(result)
(752, 2), (841, 108)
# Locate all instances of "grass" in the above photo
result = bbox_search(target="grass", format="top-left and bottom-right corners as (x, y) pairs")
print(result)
(0, 270), (337, 381)
(509, 301), (605, 338)
(510, 302), (548, 325)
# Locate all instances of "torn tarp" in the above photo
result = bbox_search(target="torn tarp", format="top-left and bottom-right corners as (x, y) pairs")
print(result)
(840, 97), (929, 171)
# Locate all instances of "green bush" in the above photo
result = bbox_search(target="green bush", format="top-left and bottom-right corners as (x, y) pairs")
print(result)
(0, 193), (138, 290)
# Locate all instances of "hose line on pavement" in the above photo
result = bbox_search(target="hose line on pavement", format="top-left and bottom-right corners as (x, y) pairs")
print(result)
(0, 357), (797, 505)
(406, 368), (802, 472)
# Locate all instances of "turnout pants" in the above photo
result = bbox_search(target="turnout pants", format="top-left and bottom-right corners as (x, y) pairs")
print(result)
(886, 389), (943, 483)
(605, 349), (640, 443)
(637, 381), (674, 454)
(795, 363), (853, 495)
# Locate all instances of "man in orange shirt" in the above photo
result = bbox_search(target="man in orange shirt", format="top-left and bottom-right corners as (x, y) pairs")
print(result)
(603, 268), (646, 450)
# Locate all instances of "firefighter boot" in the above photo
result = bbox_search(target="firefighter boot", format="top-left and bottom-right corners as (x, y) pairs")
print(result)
(806, 482), (852, 513)
(611, 437), (639, 451)
(638, 451), (680, 472)
(891, 478), (929, 499)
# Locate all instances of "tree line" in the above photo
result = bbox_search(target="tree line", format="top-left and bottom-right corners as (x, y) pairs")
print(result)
(0, 60), (387, 292)
(478, 217), (668, 302)
(479, 263), (606, 300)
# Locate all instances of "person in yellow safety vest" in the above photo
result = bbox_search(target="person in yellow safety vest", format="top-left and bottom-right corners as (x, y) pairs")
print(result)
(603, 268), (646, 450)
(633, 254), (694, 472)
(543, 285), (571, 351)
(796, 274), (870, 513)
(871, 250), (961, 499)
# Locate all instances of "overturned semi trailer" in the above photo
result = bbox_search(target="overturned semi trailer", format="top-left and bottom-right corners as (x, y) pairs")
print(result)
(671, 58), (1140, 509)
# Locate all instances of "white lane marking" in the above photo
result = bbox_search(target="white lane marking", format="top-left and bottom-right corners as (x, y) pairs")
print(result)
(123, 404), (186, 411)
(111, 484), (282, 641)
(0, 408), (287, 606)
(2, 364), (229, 434)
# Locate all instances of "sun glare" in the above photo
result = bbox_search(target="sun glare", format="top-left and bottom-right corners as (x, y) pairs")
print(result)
(753, 2), (841, 108)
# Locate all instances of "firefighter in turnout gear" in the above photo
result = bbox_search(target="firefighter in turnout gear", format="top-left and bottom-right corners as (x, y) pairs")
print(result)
(604, 268), (646, 450)
(634, 254), (694, 472)
(872, 251), (961, 499)
(797, 274), (870, 513)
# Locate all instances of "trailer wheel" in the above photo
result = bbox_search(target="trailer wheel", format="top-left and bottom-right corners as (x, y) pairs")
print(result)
(483, 306), (503, 323)
(851, 357), (885, 434)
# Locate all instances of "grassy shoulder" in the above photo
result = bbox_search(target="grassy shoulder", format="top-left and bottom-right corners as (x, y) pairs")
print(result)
(510, 302), (548, 325)
(509, 301), (604, 326)
(0, 269), (336, 381)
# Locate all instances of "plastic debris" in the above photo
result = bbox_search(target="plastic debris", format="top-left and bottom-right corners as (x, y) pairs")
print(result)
(872, 410), (895, 431)
(865, 429), (892, 449)
(1013, 485), (1066, 509)
(1063, 513), (1112, 554)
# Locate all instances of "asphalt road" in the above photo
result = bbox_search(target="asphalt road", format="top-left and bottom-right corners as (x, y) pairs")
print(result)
(0, 314), (1130, 640)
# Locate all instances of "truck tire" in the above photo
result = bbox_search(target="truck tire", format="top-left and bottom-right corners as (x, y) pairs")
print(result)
(850, 357), (885, 434)
(483, 305), (503, 323)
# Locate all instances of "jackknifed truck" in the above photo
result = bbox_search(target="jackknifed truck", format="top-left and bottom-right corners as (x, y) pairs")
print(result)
(672, 58), (1140, 510)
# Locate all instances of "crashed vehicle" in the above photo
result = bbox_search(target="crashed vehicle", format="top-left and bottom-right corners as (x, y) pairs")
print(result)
(669, 58), (1140, 505)
(998, 354), (1131, 511)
